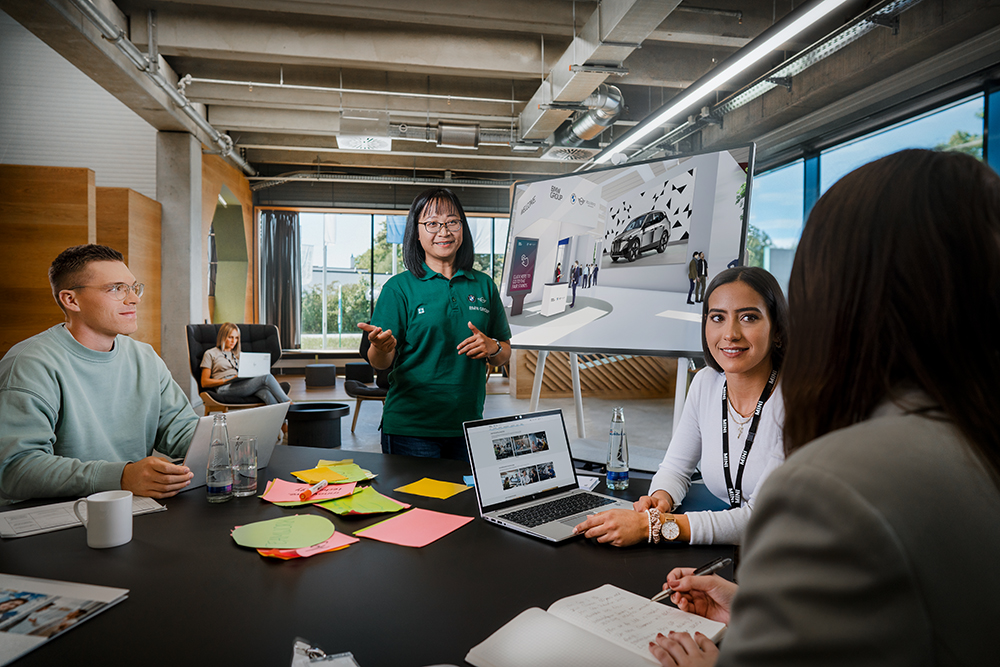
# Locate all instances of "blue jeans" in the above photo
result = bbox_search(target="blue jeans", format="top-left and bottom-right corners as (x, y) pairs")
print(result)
(381, 433), (469, 462)
(217, 375), (290, 404)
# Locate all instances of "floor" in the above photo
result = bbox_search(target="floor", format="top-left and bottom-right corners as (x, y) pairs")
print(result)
(275, 372), (675, 473)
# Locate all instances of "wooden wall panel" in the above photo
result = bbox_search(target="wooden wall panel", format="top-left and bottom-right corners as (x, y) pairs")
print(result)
(513, 349), (677, 400)
(0, 165), (96, 356)
(202, 155), (254, 322)
(97, 188), (162, 352)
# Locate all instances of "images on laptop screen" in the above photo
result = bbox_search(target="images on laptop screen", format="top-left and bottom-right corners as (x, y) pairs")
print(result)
(467, 411), (577, 508)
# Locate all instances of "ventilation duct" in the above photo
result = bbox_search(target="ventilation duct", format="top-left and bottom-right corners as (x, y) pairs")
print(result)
(553, 85), (624, 147)
(542, 84), (624, 161)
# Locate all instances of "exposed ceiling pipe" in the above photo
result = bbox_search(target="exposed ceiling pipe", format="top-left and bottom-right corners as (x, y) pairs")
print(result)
(249, 171), (513, 192)
(180, 76), (527, 106)
(66, 0), (256, 176)
(553, 84), (624, 147)
(390, 124), (516, 146)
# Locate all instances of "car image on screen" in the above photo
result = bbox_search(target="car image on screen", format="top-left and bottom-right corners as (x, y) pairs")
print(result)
(609, 210), (670, 262)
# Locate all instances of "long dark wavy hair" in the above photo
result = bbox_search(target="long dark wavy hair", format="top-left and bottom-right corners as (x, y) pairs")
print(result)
(402, 187), (475, 278)
(701, 266), (789, 373)
(781, 149), (1000, 485)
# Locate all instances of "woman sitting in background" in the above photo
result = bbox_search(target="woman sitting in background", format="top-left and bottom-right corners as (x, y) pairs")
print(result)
(200, 323), (290, 405)
(649, 149), (1000, 666)
(575, 266), (788, 546)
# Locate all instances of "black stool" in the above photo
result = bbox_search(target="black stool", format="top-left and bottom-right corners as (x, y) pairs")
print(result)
(285, 402), (351, 447)
(305, 364), (337, 387)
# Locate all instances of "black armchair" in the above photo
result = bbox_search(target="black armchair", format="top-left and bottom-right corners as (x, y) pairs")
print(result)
(344, 330), (390, 433)
(185, 323), (289, 415)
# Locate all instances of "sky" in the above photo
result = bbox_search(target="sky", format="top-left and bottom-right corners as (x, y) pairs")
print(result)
(749, 94), (985, 249)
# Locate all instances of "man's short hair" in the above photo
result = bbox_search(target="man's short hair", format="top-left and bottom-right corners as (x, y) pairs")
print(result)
(49, 244), (125, 309)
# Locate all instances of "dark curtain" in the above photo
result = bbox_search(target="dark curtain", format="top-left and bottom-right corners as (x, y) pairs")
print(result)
(261, 210), (301, 349)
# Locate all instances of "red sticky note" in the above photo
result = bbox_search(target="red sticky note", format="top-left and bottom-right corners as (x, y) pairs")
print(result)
(353, 508), (473, 548)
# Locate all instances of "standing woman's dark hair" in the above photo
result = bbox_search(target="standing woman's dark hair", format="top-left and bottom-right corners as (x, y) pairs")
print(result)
(701, 266), (789, 372)
(402, 187), (475, 278)
(782, 149), (1000, 483)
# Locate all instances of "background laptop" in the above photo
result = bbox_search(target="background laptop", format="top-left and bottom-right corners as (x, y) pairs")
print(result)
(236, 351), (272, 378)
(179, 403), (290, 491)
(464, 409), (634, 542)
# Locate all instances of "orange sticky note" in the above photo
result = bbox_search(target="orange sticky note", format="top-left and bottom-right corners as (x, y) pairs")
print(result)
(290, 467), (348, 484)
(257, 531), (359, 559)
(353, 508), (473, 547)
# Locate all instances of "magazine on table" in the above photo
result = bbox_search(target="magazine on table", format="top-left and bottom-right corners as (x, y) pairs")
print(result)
(0, 574), (128, 666)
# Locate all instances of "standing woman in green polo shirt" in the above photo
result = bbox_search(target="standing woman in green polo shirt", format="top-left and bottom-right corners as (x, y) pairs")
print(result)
(359, 188), (512, 460)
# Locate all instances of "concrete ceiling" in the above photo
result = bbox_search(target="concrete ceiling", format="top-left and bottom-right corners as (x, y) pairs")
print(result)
(3, 0), (1000, 184)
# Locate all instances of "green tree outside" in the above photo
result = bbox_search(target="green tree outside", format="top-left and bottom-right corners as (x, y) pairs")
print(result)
(746, 224), (774, 269)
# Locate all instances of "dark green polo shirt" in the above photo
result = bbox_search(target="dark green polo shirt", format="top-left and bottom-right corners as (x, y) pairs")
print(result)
(371, 264), (512, 437)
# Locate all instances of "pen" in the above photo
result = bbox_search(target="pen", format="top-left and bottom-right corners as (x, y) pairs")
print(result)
(650, 556), (733, 602)
(299, 480), (328, 501)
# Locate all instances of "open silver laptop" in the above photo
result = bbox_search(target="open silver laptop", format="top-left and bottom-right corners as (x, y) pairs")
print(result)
(236, 352), (272, 378)
(464, 409), (634, 542)
(179, 403), (290, 491)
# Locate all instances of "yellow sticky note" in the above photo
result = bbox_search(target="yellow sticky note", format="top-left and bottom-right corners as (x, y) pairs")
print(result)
(318, 459), (354, 466)
(291, 467), (348, 484)
(394, 478), (471, 500)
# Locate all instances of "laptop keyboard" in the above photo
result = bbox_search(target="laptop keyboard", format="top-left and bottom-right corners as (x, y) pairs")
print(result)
(499, 493), (618, 528)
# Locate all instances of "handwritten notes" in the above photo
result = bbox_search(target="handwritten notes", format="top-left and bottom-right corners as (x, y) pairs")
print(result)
(261, 478), (358, 505)
(547, 585), (726, 654)
(353, 508), (473, 547)
(316, 486), (410, 515)
(231, 515), (335, 550)
(394, 478), (471, 500)
(258, 531), (359, 559)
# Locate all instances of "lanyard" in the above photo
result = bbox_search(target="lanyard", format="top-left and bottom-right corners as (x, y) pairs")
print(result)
(721, 369), (778, 508)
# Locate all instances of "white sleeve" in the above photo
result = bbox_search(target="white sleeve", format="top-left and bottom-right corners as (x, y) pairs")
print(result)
(686, 401), (786, 545)
(648, 370), (714, 507)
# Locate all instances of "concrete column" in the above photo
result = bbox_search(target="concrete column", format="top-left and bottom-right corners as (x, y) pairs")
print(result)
(157, 131), (203, 399)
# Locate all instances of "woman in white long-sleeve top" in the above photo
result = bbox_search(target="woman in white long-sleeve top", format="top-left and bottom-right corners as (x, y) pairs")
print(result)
(574, 266), (788, 546)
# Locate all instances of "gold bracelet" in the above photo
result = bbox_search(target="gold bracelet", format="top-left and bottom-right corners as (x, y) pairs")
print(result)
(648, 507), (662, 544)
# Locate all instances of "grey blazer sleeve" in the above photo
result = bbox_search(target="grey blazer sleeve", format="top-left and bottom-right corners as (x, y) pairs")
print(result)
(717, 460), (933, 667)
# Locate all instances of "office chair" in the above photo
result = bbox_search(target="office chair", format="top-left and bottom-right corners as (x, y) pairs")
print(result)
(185, 323), (289, 415)
(343, 330), (389, 432)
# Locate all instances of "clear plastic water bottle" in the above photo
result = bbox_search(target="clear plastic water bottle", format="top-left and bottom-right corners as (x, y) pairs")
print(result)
(606, 406), (629, 490)
(206, 413), (233, 503)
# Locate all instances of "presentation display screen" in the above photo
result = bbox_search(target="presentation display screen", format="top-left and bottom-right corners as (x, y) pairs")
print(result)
(500, 144), (755, 356)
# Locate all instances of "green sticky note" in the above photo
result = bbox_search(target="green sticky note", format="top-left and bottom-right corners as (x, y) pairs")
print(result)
(318, 463), (376, 483)
(316, 486), (409, 515)
(231, 514), (335, 550)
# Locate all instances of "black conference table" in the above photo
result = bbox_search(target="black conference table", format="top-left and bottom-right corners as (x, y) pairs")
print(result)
(1, 447), (734, 667)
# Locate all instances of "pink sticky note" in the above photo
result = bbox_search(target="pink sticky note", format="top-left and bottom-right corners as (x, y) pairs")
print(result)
(261, 478), (357, 503)
(353, 508), (473, 548)
(258, 531), (359, 559)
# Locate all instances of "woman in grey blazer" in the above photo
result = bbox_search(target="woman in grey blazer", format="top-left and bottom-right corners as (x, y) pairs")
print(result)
(650, 149), (1000, 667)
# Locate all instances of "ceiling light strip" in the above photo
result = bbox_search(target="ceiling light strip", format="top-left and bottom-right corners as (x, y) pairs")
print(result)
(593, 0), (854, 164)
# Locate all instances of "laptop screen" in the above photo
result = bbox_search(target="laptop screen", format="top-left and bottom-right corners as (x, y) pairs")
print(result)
(465, 410), (579, 509)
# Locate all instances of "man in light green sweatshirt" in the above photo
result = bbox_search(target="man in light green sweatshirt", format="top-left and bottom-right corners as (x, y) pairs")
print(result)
(0, 244), (199, 503)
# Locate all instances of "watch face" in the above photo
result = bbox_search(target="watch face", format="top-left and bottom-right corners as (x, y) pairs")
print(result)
(661, 519), (680, 541)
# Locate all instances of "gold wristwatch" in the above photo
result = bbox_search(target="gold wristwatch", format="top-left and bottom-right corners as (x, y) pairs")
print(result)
(660, 514), (681, 541)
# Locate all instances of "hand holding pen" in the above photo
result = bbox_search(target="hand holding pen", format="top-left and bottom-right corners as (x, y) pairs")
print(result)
(651, 557), (732, 602)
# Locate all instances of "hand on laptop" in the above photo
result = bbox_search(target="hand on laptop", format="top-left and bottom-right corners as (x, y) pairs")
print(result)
(572, 509), (648, 546)
(121, 457), (193, 498)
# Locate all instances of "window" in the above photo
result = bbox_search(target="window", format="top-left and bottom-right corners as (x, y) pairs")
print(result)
(821, 94), (985, 194)
(747, 160), (804, 293)
(281, 210), (509, 351)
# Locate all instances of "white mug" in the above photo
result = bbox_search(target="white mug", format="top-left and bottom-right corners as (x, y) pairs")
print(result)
(73, 490), (133, 549)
